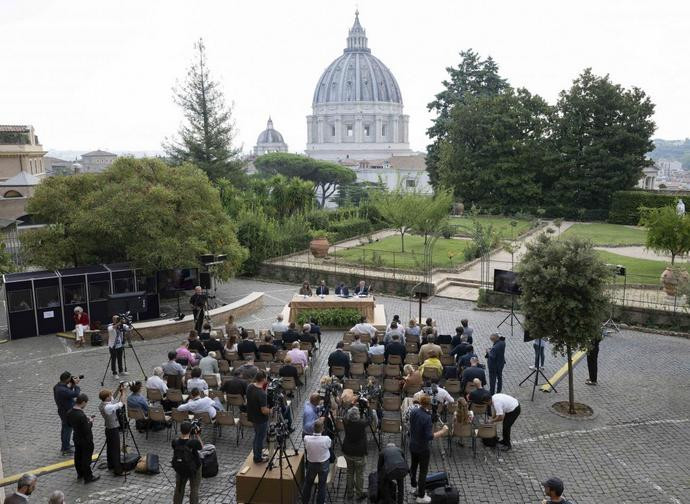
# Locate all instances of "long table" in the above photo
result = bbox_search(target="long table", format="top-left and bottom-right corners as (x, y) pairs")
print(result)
(288, 294), (375, 323)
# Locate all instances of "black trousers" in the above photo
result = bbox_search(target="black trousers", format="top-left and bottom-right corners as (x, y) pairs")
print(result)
(587, 348), (599, 382)
(489, 364), (504, 395)
(409, 449), (430, 498)
(110, 347), (124, 374)
(105, 427), (122, 474)
(74, 441), (94, 480)
(380, 475), (405, 504)
(193, 309), (204, 333)
(501, 404), (521, 447)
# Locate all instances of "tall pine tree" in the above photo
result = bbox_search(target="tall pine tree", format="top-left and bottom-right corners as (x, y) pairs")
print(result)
(165, 39), (243, 182)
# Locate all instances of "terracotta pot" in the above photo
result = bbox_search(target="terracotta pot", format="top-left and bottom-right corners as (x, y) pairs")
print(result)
(660, 267), (689, 296)
(309, 238), (330, 258)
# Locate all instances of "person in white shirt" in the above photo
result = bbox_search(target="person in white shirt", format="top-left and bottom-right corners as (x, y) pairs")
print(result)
(98, 386), (126, 475)
(186, 367), (209, 395)
(107, 315), (129, 379)
(302, 419), (332, 504)
(368, 337), (385, 357)
(384, 321), (406, 345)
(286, 341), (308, 369)
(176, 388), (221, 419)
(350, 316), (376, 337)
(146, 367), (168, 395)
(413, 384), (455, 405)
(271, 314), (289, 336)
(490, 393), (521, 451)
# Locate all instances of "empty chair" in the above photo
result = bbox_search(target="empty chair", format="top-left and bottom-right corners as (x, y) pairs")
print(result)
(444, 379), (462, 397)
(166, 374), (183, 390)
(171, 408), (191, 434)
(474, 423), (499, 460)
(224, 351), (239, 362)
(146, 388), (163, 403)
(440, 354), (454, 366)
(214, 410), (240, 445)
(350, 363), (365, 378)
(405, 342), (418, 353)
(379, 417), (403, 447)
(367, 364), (383, 378)
(359, 333), (371, 344)
(440, 344), (452, 355)
(382, 395), (402, 412)
(204, 374), (220, 389)
(385, 364), (401, 378)
(269, 362), (282, 376)
(294, 362), (307, 379)
(404, 354), (419, 365)
(344, 378), (363, 391)
(422, 367), (440, 381)
(331, 366), (346, 379)
(383, 378), (401, 394)
(259, 352), (275, 363)
(370, 353), (385, 364)
(166, 388), (184, 403)
(352, 352), (368, 364)
(226, 393), (245, 415)
(281, 376), (300, 403)
(148, 405), (172, 440)
(449, 422), (474, 454)
(219, 360), (231, 375)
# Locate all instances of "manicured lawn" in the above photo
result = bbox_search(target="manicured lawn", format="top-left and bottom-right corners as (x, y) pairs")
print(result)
(332, 234), (471, 270)
(450, 215), (532, 240)
(563, 223), (647, 246)
(595, 250), (688, 284)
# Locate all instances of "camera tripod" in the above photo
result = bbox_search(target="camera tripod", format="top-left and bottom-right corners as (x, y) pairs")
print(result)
(100, 324), (148, 386)
(518, 339), (557, 401)
(497, 294), (522, 338)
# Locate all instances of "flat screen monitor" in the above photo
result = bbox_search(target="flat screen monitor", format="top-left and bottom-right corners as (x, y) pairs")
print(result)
(157, 268), (199, 295)
(493, 269), (522, 296)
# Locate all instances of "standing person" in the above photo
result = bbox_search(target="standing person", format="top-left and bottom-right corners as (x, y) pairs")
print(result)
(377, 443), (409, 504)
(3, 474), (37, 504)
(73, 306), (90, 348)
(189, 286), (207, 333)
(408, 395), (448, 503)
(171, 421), (203, 504)
(490, 392), (521, 451)
(342, 406), (368, 500)
(98, 386), (126, 476)
(486, 333), (506, 395)
(246, 371), (270, 463)
(302, 419), (332, 504)
(460, 319), (473, 344)
(107, 315), (127, 379)
(54, 372), (80, 456)
(531, 338), (547, 370)
(541, 477), (573, 504)
(66, 394), (100, 483)
(586, 330), (603, 385)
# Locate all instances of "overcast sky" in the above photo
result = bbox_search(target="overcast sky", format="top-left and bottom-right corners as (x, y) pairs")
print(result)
(1, 0), (688, 155)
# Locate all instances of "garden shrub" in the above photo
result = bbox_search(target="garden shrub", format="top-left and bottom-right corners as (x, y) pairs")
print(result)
(296, 308), (362, 327)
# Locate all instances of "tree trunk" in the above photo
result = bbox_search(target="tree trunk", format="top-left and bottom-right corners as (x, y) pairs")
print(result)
(566, 344), (575, 415)
(671, 252), (676, 265)
(400, 231), (406, 253)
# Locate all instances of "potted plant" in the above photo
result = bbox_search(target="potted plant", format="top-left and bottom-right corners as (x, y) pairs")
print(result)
(309, 230), (332, 259)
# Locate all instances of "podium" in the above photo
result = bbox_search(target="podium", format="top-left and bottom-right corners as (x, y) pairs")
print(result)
(236, 450), (304, 504)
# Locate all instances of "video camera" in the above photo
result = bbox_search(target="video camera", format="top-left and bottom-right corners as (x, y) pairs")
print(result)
(117, 311), (134, 327)
(423, 382), (441, 423)
(189, 418), (202, 435)
(70, 374), (84, 384)
(319, 376), (343, 405)
(266, 377), (285, 409)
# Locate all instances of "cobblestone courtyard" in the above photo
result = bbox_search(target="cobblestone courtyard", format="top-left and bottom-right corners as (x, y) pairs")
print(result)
(0, 278), (688, 503)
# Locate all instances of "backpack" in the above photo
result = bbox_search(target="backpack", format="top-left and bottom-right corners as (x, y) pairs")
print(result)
(171, 440), (200, 478)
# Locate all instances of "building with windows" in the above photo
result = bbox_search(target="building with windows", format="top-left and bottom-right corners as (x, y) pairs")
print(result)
(254, 117), (288, 156)
(79, 149), (117, 172)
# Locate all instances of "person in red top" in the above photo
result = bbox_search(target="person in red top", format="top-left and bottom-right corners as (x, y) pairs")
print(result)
(73, 306), (90, 347)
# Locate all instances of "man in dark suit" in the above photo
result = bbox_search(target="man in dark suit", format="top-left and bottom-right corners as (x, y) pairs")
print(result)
(237, 332), (259, 359)
(281, 323), (301, 347)
(327, 341), (351, 377)
(3, 473), (37, 503)
(315, 280), (329, 296)
(461, 356), (487, 391)
(66, 394), (100, 483)
(354, 280), (369, 296)
(486, 333), (506, 395)
(384, 334), (406, 363)
(335, 283), (350, 297)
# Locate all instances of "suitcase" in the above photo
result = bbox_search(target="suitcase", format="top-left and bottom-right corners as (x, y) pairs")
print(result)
(90, 332), (103, 346)
(431, 485), (460, 504)
(146, 453), (160, 474)
(120, 453), (141, 472)
(368, 471), (379, 503)
(200, 446), (218, 478)
(425, 471), (449, 491)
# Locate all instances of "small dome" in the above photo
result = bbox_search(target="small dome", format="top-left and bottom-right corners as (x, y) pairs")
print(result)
(256, 117), (284, 144)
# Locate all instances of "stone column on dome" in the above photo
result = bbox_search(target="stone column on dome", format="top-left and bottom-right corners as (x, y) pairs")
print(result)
(335, 115), (342, 143)
(355, 115), (363, 143)
(375, 116), (382, 142)
(393, 117), (400, 143)
(307, 116), (314, 144)
(317, 117), (324, 143)
(403, 116), (410, 143)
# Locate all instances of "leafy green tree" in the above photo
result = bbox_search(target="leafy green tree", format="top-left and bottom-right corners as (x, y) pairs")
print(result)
(436, 88), (553, 212)
(639, 205), (690, 264)
(412, 188), (453, 245)
(426, 49), (510, 187)
(373, 188), (431, 252)
(164, 39), (243, 183)
(550, 69), (656, 211)
(23, 158), (247, 279)
(335, 180), (385, 207)
(518, 235), (611, 414)
(0, 242), (17, 274)
(254, 152), (356, 207)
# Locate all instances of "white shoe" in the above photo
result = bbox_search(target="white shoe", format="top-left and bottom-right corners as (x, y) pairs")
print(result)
(416, 496), (431, 504)
(113, 374), (119, 379)
(528, 365), (535, 370)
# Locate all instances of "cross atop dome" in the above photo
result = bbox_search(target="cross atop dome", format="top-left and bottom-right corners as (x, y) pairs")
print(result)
(346, 10), (369, 53)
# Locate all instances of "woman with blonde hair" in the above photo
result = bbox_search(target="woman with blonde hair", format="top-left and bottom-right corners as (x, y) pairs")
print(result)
(402, 364), (422, 393)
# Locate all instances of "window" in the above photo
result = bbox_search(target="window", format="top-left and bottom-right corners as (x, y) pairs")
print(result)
(381, 123), (387, 137)
(88, 281), (110, 301)
(364, 125), (370, 137)
(406, 179), (417, 188)
(8, 290), (33, 312)
(346, 125), (353, 137)
(331, 125), (336, 137)
(3, 190), (22, 198)
(36, 286), (61, 309)
(63, 284), (85, 305)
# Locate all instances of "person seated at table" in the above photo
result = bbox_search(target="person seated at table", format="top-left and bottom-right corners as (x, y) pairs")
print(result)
(258, 335), (278, 359)
(286, 341), (308, 369)
(279, 355), (302, 387)
(187, 330), (207, 358)
(299, 280), (313, 296)
(309, 317), (322, 345)
(282, 322), (301, 347)
(418, 349), (443, 375)
(299, 324), (317, 349)
(271, 314), (289, 336)
(350, 316), (376, 338)
(237, 330), (259, 359)
(384, 334), (406, 363)
(185, 367), (209, 395)
(328, 341), (351, 377)
(384, 321), (406, 345)
(461, 356), (487, 391)
(176, 341), (197, 366)
(335, 283), (350, 297)
(353, 280), (369, 296)
(368, 336), (385, 358)
(402, 364), (422, 392)
(315, 280), (329, 296)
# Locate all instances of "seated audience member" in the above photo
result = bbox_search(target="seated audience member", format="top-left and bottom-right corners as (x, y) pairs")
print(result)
(237, 331), (259, 359)
(349, 333), (369, 359)
(353, 280), (369, 296)
(221, 370), (248, 398)
(176, 341), (197, 366)
(368, 336), (385, 357)
(350, 316), (376, 337)
(419, 335), (442, 363)
(163, 351), (186, 376)
(187, 330), (207, 358)
(237, 359), (259, 381)
(402, 364), (423, 392)
(204, 333), (224, 353)
(315, 280), (329, 296)
(224, 334), (238, 355)
(450, 339), (472, 362)
(176, 387), (221, 419)
(186, 367), (209, 394)
(199, 322), (212, 341)
(225, 315), (239, 338)
(384, 334), (406, 363)
(458, 346), (478, 369)
(279, 355), (302, 387)
(413, 383), (455, 404)
(298, 280), (313, 296)
(258, 335), (278, 358)
(436, 332), (452, 345)
(328, 341), (351, 377)
(271, 314), (289, 336)
(451, 326), (464, 348)
(418, 349), (443, 375)
(467, 378), (491, 405)
(309, 317), (322, 344)
(147, 367), (175, 410)
(384, 321), (406, 345)
(282, 322), (301, 346)
(127, 381), (149, 413)
(422, 318), (437, 341)
(287, 341), (308, 369)
(460, 318), (474, 344)
(335, 283), (350, 297)
(461, 356), (487, 390)
(199, 351), (220, 378)
(302, 393), (322, 435)
(405, 319), (420, 339)
(454, 397), (471, 426)
(299, 324), (317, 347)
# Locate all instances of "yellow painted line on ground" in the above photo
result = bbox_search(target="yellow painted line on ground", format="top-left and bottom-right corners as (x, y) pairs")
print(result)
(0, 339), (7, 344)
(0, 454), (99, 487)
(56, 332), (76, 341)
(540, 350), (587, 392)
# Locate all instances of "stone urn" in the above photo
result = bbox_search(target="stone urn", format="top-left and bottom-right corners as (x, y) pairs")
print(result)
(309, 238), (330, 259)
(660, 266), (689, 296)
(453, 202), (465, 216)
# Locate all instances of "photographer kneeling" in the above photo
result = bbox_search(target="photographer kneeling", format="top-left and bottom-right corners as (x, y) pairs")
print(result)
(172, 420), (203, 504)
(98, 385), (126, 475)
(342, 404), (369, 500)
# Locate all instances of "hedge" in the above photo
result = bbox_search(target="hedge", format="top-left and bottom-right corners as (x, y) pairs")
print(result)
(609, 190), (683, 225)
(296, 308), (361, 328)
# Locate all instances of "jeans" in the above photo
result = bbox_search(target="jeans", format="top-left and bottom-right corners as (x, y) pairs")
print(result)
(409, 449), (430, 498)
(500, 404), (521, 447)
(344, 454), (365, 497)
(533, 344), (545, 368)
(110, 346), (124, 374)
(489, 364), (504, 395)
(303, 460), (330, 504)
(252, 421), (268, 462)
(173, 466), (201, 504)
(587, 347), (599, 382)
(60, 416), (73, 452)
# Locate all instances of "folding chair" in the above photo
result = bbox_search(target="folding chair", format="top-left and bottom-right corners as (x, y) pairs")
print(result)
(127, 408), (149, 439)
(382, 395), (402, 412)
(422, 367), (440, 381)
(387, 354), (402, 366)
(352, 352), (368, 364)
(226, 393), (246, 415)
(367, 364), (383, 378)
(404, 353), (419, 366)
(371, 353), (385, 364)
(146, 388), (163, 404)
(219, 359), (231, 376)
(379, 417), (403, 447)
(444, 379), (462, 398)
(440, 354), (455, 366)
(148, 405), (172, 441)
(474, 423), (499, 460)
(204, 374), (220, 389)
(214, 410), (240, 446)
(384, 378), (401, 395)
(171, 408), (191, 435)
(448, 422), (474, 454)
(331, 366), (346, 379)
(350, 362), (365, 378)
(405, 342), (418, 353)
(385, 364), (401, 378)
